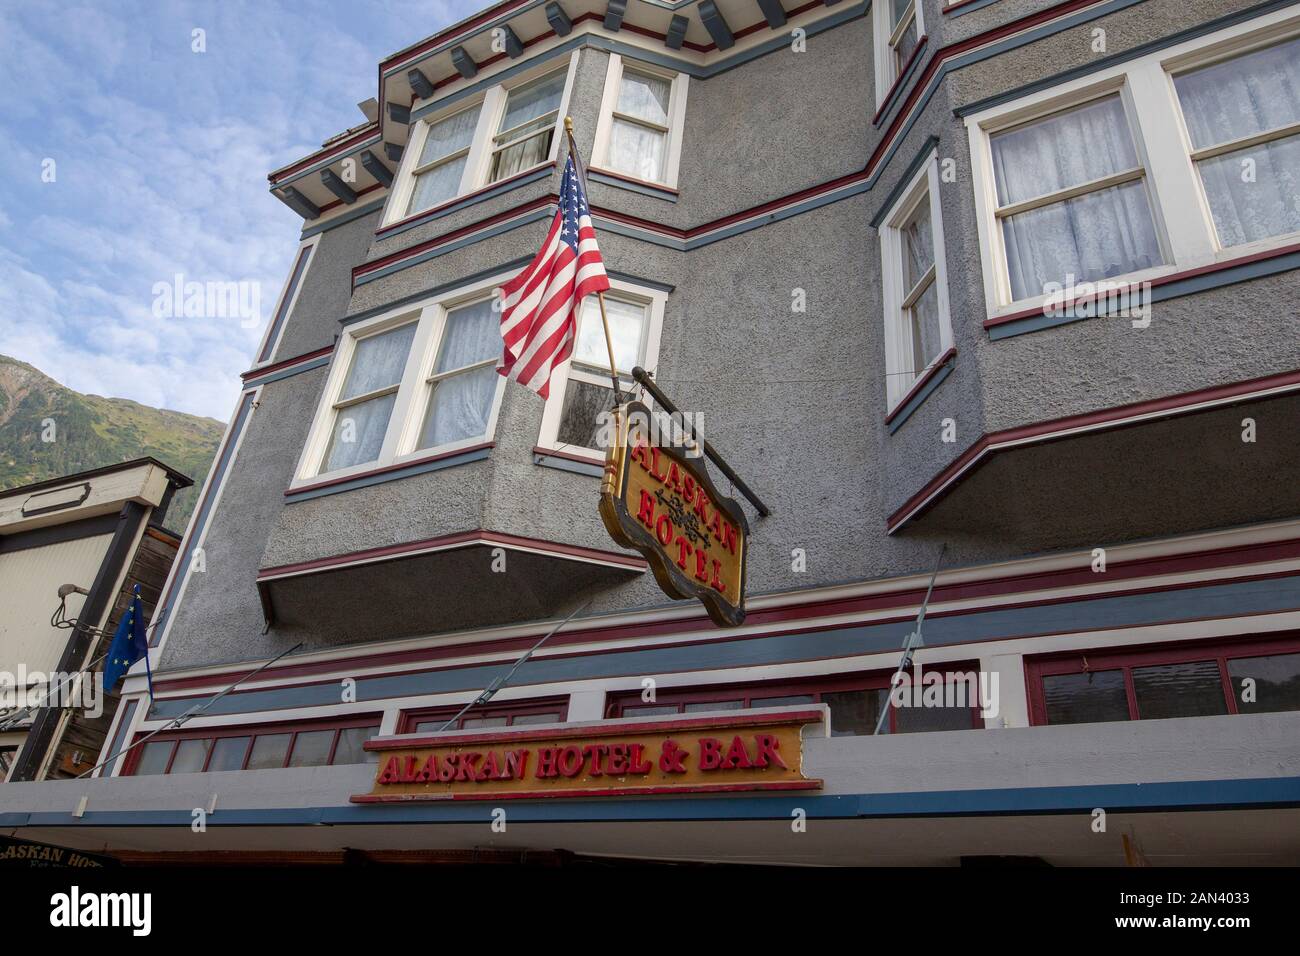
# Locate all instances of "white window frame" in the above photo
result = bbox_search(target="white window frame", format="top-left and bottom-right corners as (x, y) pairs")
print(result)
(591, 54), (689, 189)
(880, 150), (953, 411)
(873, 0), (925, 109)
(965, 7), (1300, 321)
(535, 277), (668, 462)
(382, 52), (580, 227)
(291, 273), (511, 487)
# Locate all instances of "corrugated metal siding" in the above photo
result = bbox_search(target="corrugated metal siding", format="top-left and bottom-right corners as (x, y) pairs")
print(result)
(0, 533), (114, 680)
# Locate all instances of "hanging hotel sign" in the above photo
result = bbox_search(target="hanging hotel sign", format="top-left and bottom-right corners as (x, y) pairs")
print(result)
(598, 402), (748, 627)
(352, 709), (824, 803)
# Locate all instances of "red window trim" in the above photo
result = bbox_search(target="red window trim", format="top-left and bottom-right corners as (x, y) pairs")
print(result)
(604, 665), (985, 732)
(1024, 633), (1300, 726)
(398, 696), (569, 734)
(122, 713), (382, 776)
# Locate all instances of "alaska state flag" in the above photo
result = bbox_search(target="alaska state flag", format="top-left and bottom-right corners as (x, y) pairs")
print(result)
(103, 585), (153, 696)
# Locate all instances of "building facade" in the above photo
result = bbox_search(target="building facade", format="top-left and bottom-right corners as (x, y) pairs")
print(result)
(2, 0), (1299, 865)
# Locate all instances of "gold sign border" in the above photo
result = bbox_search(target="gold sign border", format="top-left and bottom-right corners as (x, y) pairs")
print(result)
(599, 401), (749, 627)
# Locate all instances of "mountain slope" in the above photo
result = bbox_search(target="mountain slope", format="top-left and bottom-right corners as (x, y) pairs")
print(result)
(0, 354), (225, 532)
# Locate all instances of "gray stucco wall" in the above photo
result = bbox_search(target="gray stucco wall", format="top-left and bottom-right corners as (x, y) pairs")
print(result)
(160, 0), (1300, 671)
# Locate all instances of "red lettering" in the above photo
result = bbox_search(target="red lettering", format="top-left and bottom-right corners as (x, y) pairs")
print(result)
(649, 447), (667, 482)
(607, 743), (628, 775)
(476, 750), (500, 781)
(694, 548), (709, 583)
(721, 735), (753, 770)
(627, 744), (652, 774)
(683, 475), (696, 503)
(536, 747), (560, 779)
(721, 521), (738, 555)
(655, 514), (674, 546)
(583, 744), (609, 776)
(631, 440), (651, 469)
(754, 734), (787, 770)
(379, 755), (402, 784)
(399, 755), (420, 783)
(694, 488), (712, 525)
(698, 737), (724, 771)
(415, 754), (439, 783)
(558, 745), (584, 778)
(502, 749), (529, 780)
(455, 753), (482, 781)
(666, 461), (682, 494)
(675, 535), (691, 570)
(636, 489), (656, 528)
(711, 558), (726, 593)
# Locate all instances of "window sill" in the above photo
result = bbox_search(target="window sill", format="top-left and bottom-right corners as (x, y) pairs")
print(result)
(984, 240), (1300, 340)
(885, 347), (956, 434)
(944, 0), (1001, 17)
(285, 442), (494, 502)
(587, 167), (679, 203)
(532, 445), (604, 477)
(873, 35), (928, 127)
(376, 163), (556, 240)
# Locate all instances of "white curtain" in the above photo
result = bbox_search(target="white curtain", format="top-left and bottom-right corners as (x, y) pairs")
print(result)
(1175, 38), (1300, 247)
(409, 155), (468, 213)
(326, 324), (415, 471)
(420, 300), (500, 449)
(573, 297), (644, 372)
(492, 131), (551, 180)
(341, 324), (415, 399)
(409, 107), (480, 214)
(991, 96), (1161, 300)
(608, 119), (666, 182)
(617, 71), (670, 125)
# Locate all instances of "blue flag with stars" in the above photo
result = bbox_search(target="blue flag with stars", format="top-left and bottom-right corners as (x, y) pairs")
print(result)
(103, 585), (153, 696)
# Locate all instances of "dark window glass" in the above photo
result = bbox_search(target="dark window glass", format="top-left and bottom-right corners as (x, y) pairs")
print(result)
(413, 718), (451, 733)
(823, 689), (886, 736)
(510, 712), (563, 726)
(134, 741), (174, 776)
(751, 694), (817, 707)
(0, 747), (15, 778)
(288, 730), (335, 767)
(619, 704), (677, 717)
(247, 734), (292, 770)
(207, 736), (251, 772)
(1131, 661), (1227, 719)
(460, 716), (510, 729)
(1228, 652), (1300, 715)
(333, 726), (377, 765)
(683, 700), (745, 713)
(894, 700), (976, 733)
(556, 379), (613, 449)
(169, 738), (211, 774)
(1042, 669), (1130, 725)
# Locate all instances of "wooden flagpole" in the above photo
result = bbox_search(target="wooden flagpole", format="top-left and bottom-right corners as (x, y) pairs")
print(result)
(564, 116), (622, 403)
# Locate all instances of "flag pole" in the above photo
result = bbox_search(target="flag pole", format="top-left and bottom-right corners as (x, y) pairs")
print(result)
(564, 116), (622, 403)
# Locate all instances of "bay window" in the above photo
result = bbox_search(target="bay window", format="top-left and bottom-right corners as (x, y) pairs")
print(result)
(592, 54), (688, 189)
(406, 105), (481, 216)
(293, 277), (510, 487)
(965, 11), (1300, 318)
(490, 71), (566, 182)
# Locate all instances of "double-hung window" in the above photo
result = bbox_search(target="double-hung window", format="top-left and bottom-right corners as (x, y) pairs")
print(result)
(966, 10), (1300, 318)
(536, 278), (667, 459)
(873, 0), (925, 107)
(385, 54), (578, 226)
(879, 152), (953, 411)
(593, 55), (688, 189)
(294, 278), (510, 487)
(1170, 35), (1300, 249)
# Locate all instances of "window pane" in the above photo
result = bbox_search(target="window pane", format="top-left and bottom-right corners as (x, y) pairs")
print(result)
(607, 119), (667, 182)
(324, 392), (397, 471)
(1227, 652), (1300, 715)
(420, 364), (497, 449)
(413, 719), (451, 733)
(510, 712), (564, 725)
(492, 132), (553, 181)
(683, 700), (745, 713)
(1195, 134), (1300, 247)
(908, 279), (941, 374)
(894, 700), (975, 733)
(247, 734), (292, 770)
(288, 730), (335, 767)
(435, 299), (500, 373)
(499, 72), (566, 134)
(341, 324), (416, 400)
(991, 96), (1141, 206)
(169, 738), (212, 774)
(1042, 669), (1130, 725)
(1173, 37), (1300, 150)
(891, 0), (912, 27)
(409, 155), (469, 214)
(556, 378), (614, 449)
(574, 297), (645, 372)
(752, 694), (817, 707)
(617, 71), (670, 126)
(460, 716), (511, 729)
(901, 196), (933, 290)
(1001, 179), (1162, 301)
(134, 741), (173, 775)
(893, 17), (918, 74)
(620, 704), (678, 716)
(332, 726), (378, 765)
(1132, 661), (1228, 719)
(823, 689), (886, 736)
(418, 107), (480, 165)
(207, 736), (250, 772)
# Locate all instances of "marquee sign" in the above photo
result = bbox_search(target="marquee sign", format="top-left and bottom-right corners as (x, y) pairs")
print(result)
(599, 402), (748, 627)
(352, 709), (824, 803)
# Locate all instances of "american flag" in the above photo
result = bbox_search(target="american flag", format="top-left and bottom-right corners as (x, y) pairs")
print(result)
(497, 154), (609, 398)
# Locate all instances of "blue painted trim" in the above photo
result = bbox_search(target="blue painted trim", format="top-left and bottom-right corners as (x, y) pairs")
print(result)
(353, 208), (554, 286)
(606, 269), (675, 293)
(955, 0), (1297, 117)
(946, 0), (1002, 18)
(145, 571), (1300, 718)
(533, 452), (603, 477)
(376, 165), (555, 241)
(873, 34), (928, 128)
(868, 135), (940, 228)
(257, 245), (315, 363)
(299, 197), (386, 240)
(589, 170), (678, 202)
(988, 249), (1300, 341)
(285, 447), (492, 503)
(7, 776), (1300, 829)
(243, 355), (332, 389)
(887, 357), (954, 434)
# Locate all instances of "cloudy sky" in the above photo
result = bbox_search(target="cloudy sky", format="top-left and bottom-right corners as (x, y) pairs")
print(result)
(0, 0), (478, 421)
